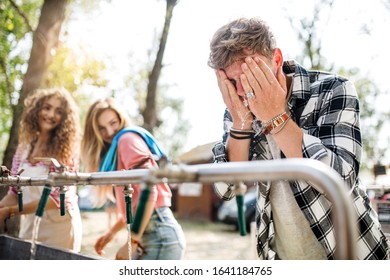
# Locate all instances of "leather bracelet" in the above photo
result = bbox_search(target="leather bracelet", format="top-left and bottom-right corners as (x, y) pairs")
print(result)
(270, 116), (291, 135)
(229, 131), (253, 140)
(229, 128), (255, 135)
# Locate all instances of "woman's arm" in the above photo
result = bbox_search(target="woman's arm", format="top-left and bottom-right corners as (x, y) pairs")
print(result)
(115, 197), (156, 260)
(0, 193), (57, 223)
(94, 214), (126, 256)
(115, 133), (159, 259)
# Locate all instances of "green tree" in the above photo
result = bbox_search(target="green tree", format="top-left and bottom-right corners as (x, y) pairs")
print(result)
(42, 44), (108, 127)
(0, 0), (107, 234)
(2, 0), (69, 168)
(139, 0), (189, 158)
(0, 0), (108, 165)
(112, 0), (188, 158)
(285, 0), (389, 171)
(0, 0), (68, 236)
(141, 0), (179, 132)
(0, 0), (43, 163)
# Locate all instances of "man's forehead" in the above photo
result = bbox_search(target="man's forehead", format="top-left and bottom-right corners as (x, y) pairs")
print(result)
(224, 55), (255, 73)
(223, 60), (243, 76)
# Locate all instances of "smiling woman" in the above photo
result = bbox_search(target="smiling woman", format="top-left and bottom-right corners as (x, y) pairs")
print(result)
(80, 97), (186, 260)
(0, 87), (82, 252)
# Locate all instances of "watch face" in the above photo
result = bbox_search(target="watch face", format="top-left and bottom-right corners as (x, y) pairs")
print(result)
(212, 142), (225, 155)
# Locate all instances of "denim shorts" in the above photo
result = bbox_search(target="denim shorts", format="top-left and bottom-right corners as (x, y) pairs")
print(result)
(136, 207), (186, 260)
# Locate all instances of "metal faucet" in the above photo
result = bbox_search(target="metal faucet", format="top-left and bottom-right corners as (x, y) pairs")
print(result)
(34, 157), (69, 217)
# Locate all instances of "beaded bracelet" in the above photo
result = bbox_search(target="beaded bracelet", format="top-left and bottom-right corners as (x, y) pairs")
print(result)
(262, 112), (290, 135)
(270, 115), (291, 135)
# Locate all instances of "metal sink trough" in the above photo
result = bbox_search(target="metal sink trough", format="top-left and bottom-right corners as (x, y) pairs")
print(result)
(0, 234), (97, 260)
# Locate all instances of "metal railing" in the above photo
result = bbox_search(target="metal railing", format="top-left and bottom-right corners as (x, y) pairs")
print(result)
(0, 158), (357, 259)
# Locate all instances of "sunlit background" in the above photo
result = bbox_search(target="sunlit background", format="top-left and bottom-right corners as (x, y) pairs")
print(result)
(1, 0), (390, 183)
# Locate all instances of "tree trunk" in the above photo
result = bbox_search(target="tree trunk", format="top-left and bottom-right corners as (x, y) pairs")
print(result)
(141, 0), (178, 133)
(2, 0), (68, 168)
(0, 0), (68, 236)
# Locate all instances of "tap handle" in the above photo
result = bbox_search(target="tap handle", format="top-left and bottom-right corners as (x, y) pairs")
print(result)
(0, 166), (11, 177)
(235, 182), (247, 236)
(132, 185), (151, 234)
(236, 194), (247, 236)
(125, 195), (133, 224)
(35, 185), (51, 218)
(123, 185), (134, 224)
(34, 157), (66, 172)
(60, 192), (66, 216)
(17, 189), (23, 212)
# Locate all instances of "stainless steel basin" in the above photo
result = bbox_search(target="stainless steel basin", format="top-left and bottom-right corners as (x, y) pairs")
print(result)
(0, 234), (96, 260)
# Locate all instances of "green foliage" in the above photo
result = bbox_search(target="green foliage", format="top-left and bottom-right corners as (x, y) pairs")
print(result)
(285, 0), (389, 172)
(0, 0), (43, 162)
(0, 0), (108, 162)
(41, 43), (108, 127)
(43, 45), (107, 93)
(353, 76), (389, 168)
(125, 66), (189, 159)
(154, 91), (189, 159)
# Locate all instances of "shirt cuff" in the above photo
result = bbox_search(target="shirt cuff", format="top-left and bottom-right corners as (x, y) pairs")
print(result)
(302, 134), (328, 160)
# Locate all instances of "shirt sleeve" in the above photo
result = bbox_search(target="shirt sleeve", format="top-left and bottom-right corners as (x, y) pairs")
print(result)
(301, 80), (361, 188)
(211, 110), (236, 201)
(117, 132), (156, 169)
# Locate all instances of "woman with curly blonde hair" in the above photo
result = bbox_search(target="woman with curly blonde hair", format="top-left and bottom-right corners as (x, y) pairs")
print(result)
(0, 88), (82, 252)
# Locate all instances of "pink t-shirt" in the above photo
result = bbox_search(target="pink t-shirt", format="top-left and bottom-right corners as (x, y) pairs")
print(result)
(114, 132), (172, 222)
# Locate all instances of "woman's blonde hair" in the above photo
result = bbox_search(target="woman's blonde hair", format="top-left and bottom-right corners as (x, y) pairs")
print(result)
(81, 97), (130, 172)
(81, 97), (130, 207)
(19, 88), (80, 166)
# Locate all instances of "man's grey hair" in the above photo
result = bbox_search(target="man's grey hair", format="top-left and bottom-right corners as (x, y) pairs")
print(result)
(208, 17), (277, 69)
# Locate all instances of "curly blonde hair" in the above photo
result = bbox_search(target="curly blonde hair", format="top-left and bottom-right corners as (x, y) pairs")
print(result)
(18, 88), (80, 166)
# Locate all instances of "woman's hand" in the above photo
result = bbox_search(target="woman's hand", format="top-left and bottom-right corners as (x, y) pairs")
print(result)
(115, 243), (129, 260)
(115, 241), (139, 260)
(0, 207), (9, 223)
(94, 231), (114, 256)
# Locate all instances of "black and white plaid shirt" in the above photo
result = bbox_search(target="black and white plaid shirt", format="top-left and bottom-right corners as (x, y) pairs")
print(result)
(212, 60), (390, 260)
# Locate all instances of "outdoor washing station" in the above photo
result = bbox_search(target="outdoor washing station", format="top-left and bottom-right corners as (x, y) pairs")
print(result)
(0, 234), (95, 260)
(0, 158), (357, 260)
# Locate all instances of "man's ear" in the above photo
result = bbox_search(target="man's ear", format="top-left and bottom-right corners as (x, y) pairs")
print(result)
(273, 48), (283, 68)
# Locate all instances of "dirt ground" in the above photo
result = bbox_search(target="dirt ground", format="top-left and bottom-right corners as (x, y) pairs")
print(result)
(79, 210), (257, 260)
(79, 210), (390, 260)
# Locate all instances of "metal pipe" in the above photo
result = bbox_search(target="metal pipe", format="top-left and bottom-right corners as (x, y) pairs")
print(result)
(192, 159), (357, 260)
(0, 170), (151, 187)
(0, 158), (356, 259)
